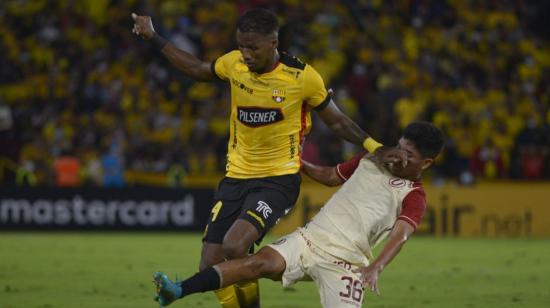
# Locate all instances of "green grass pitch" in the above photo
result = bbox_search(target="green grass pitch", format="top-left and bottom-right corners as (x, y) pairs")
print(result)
(1, 232), (549, 308)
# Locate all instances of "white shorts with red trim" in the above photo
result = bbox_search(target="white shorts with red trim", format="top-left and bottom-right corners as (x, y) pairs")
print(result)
(268, 229), (369, 308)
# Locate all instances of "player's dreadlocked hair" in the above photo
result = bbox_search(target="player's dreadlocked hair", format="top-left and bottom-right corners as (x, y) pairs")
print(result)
(237, 8), (279, 34)
(403, 122), (445, 159)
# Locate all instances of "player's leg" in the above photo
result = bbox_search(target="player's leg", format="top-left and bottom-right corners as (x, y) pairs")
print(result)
(200, 242), (239, 308)
(222, 219), (262, 308)
(239, 244), (259, 303)
(231, 174), (301, 308)
(220, 217), (263, 307)
(201, 195), (245, 308)
(200, 242), (225, 271)
(153, 246), (286, 306)
(216, 246), (286, 284)
(200, 175), (275, 308)
(222, 219), (261, 259)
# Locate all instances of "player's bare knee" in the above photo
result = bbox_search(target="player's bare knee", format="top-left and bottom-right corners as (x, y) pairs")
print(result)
(255, 247), (286, 280)
(242, 254), (273, 278)
(222, 239), (250, 259)
(200, 245), (225, 271)
(199, 258), (213, 271)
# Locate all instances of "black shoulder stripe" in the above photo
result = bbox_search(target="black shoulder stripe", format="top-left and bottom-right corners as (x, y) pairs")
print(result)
(280, 52), (306, 70)
(314, 94), (332, 111)
(210, 59), (225, 81)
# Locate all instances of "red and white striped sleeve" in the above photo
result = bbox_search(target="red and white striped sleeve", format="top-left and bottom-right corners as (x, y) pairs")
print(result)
(335, 151), (368, 181)
(398, 186), (426, 231)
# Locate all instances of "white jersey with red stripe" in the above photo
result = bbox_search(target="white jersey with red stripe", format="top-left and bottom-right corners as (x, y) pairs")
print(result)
(302, 154), (425, 264)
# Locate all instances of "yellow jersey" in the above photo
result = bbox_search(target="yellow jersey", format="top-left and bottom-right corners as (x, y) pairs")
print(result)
(212, 50), (329, 178)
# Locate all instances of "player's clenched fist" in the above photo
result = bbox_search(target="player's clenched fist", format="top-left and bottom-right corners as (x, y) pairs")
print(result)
(131, 13), (155, 39)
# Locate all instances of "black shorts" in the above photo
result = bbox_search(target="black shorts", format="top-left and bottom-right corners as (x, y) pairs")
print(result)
(203, 173), (301, 245)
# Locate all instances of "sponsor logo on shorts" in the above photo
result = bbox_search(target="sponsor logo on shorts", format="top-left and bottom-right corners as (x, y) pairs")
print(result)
(256, 201), (272, 219)
(272, 238), (287, 245)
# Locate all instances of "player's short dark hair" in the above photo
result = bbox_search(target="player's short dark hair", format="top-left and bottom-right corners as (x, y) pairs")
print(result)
(403, 122), (444, 159)
(237, 8), (279, 34)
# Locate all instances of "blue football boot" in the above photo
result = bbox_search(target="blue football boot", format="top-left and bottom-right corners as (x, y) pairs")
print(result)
(153, 271), (182, 307)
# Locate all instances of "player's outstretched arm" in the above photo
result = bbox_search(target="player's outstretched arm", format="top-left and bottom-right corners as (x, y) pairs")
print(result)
(316, 99), (368, 146)
(131, 13), (214, 81)
(300, 159), (344, 187)
(352, 220), (414, 295)
(314, 91), (407, 168)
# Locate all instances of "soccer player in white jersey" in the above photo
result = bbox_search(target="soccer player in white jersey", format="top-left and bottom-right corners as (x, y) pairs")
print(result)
(153, 122), (444, 308)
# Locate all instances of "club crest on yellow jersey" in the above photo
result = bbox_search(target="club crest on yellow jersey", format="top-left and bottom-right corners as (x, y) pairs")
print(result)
(272, 89), (286, 103)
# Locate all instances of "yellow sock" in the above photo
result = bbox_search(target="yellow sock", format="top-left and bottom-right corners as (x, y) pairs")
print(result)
(214, 285), (241, 308)
(236, 280), (260, 308)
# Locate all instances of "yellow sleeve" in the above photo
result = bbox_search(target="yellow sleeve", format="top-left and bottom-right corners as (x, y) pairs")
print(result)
(302, 65), (329, 110)
(212, 50), (240, 81)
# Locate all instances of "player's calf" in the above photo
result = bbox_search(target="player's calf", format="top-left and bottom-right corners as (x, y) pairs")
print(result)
(239, 253), (277, 278)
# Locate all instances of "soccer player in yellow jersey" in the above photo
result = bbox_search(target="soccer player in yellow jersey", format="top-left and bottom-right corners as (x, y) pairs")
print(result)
(132, 8), (389, 308)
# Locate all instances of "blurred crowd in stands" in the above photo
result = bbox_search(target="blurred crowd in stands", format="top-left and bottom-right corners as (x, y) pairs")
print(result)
(0, 0), (549, 187)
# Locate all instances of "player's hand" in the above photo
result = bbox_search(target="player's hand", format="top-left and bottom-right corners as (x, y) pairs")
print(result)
(374, 146), (408, 168)
(352, 265), (381, 295)
(131, 13), (156, 39)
